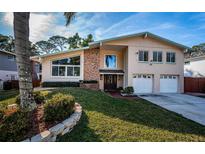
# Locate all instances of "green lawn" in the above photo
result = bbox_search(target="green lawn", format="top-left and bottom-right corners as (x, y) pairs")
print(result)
(1, 88), (205, 141)
(0, 90), (19, 110)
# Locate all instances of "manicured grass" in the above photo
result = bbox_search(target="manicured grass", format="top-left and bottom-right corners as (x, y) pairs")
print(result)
(1, 88), (205, 141)
(49, 88), (205, 142)
(0, 90), (19, 110)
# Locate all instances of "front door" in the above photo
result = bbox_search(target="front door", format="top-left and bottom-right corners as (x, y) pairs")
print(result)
(104, 74), (117, 91)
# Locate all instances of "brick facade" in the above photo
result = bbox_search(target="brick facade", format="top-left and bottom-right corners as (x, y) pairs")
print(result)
(84, 48), (100, 81)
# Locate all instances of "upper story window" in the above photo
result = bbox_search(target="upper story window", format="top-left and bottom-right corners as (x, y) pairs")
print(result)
(139, 50), (148, 62)
(153, 51), (162, 62)
(105, 55), (117, 69)
(166, 52), (176, 63)
(8, 55), (16, 61)
(52, 56), (80, 77)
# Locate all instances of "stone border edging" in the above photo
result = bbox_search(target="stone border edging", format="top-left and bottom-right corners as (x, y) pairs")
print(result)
(22, 103), (82, 142)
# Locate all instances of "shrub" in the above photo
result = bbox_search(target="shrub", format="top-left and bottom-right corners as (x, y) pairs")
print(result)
(42, 82), (79, 87)
(44, 93), (75, 122)
(15, 91), (49, 105)
(33, 91), (49, 104)
(0, 110), (4, 121)
(0, 110), (31, 141)
(3, 81), (12, 90)
(122, 87), (134, 94)
(79, 80), (98, 84)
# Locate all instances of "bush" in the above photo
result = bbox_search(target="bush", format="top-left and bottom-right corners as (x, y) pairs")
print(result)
(44, 93), (75, 122)
(3, 81), (12, 90)
(0, 110), (31, 141)
(79, 80), (98, 84)
(15, 91), (49, 105)
(122, 87), (134, 94)
(0, 110), (4, 121)
(33, 91), (49, 104)
(42, 82), (79, 87)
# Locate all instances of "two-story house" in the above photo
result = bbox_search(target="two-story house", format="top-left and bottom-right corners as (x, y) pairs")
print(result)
(31, 32), (188, 94)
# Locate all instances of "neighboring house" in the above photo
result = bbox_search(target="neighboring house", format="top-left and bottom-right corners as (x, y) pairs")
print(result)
(0, 50), (41, 89)
(184, 55), (205, 77)
(0, 50), (18, 81)
(31, 32), (188, 93)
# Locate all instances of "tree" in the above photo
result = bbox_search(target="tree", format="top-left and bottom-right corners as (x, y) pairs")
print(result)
(13, 12), (75, 110)
(0, 34), (15, 52)
(80, 34), (94, 47)
(35, 40), (57, 54)
(48, 35), (68, 51)
(67, 33), (82, 49)
(14, 12), (36, 110)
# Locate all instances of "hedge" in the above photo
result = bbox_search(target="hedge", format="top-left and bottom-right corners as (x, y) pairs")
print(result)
(44, 93), (75, 122)
(79, 80), (98, 84)
(42, 82), (80, 87)
(0, 110), (31, 141)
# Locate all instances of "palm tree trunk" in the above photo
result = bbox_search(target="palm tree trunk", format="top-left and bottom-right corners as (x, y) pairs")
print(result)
(14, 12), (36, 110)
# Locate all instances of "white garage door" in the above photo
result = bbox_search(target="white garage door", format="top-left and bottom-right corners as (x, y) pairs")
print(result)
(160, 75), (178, 93)
(133, 74), (153, 93)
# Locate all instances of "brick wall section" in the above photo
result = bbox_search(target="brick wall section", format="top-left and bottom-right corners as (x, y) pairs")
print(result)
(84, 48), (100, 81)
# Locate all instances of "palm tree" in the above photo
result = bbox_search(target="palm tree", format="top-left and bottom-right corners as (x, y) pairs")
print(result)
(14, 12), (36, 110)
(13, 12), (76, 110)
(64, 12), (76, 26)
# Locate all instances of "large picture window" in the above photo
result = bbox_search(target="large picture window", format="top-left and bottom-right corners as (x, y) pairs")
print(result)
(105, 55), (117, 68)
(139, 50), (148, 62)
(52, 56), (80, 77)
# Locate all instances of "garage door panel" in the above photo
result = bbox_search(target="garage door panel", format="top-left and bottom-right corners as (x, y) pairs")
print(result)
(133, 74), (153, 93)
(160, 75), (178, 93)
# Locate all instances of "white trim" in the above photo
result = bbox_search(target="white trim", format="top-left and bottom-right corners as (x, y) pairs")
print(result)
(50, 55), (81, 78)
(100, 72), (124, 75)
(104, 54), (117, 69)
(138, 50), (149, 62)
(152, 51), (163, 63)
(166, 52), (176, 63)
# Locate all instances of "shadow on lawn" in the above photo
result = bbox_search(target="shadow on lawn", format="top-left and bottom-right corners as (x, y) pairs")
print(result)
(58, 111), (102, 142)
(53, 88), (205, 138)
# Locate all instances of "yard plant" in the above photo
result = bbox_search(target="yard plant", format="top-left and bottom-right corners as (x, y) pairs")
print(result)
(1, 88), (205, 141)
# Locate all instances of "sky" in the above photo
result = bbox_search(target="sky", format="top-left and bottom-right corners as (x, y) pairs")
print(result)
(0, 12), (205, 47)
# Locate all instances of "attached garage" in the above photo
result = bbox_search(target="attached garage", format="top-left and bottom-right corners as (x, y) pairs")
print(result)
(133, 74), (153, 93)
(160, 75), (178, 93)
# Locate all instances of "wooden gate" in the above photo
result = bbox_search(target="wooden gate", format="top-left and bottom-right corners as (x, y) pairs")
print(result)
(184, 77), (205, 93)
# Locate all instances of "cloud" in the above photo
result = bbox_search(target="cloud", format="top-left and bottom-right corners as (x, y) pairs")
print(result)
(3, 12), (108, 42)
(93, 13), (177, 40)
(3, 12), (58, 42)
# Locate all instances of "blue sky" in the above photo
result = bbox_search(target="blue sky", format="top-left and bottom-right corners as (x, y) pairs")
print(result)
(0, 12), (205, 47)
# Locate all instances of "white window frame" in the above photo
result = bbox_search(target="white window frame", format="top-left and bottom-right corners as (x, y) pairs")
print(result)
(104, 54), (117, 69)
(153, 51), (163, 63)
(138, 50), (149, 62)
(166, 52), (176, 63)
(51, 56), (81, 77)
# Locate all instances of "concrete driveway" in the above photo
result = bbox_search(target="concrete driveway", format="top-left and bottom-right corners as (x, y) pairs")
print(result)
(139, 94), (205, 126)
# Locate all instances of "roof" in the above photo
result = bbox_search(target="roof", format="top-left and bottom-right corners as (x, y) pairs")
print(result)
(99, 69), (124, 74)
(0, 50), (16, 56)
(89, 31), (190, 50)
(31, 31), (190, 59)
(30, 46), (89, 59)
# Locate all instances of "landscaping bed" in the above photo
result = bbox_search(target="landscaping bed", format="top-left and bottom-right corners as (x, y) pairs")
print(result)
(1, 88), (205, 141)
(0, 90), (78, 142)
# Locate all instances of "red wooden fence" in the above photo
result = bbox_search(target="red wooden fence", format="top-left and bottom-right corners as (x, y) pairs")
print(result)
(184, 77), (205, 93)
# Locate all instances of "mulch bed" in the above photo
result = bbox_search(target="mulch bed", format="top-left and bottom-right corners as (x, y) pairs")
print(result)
(26, 104), (59, 138)
(107, 91), (140, 101)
